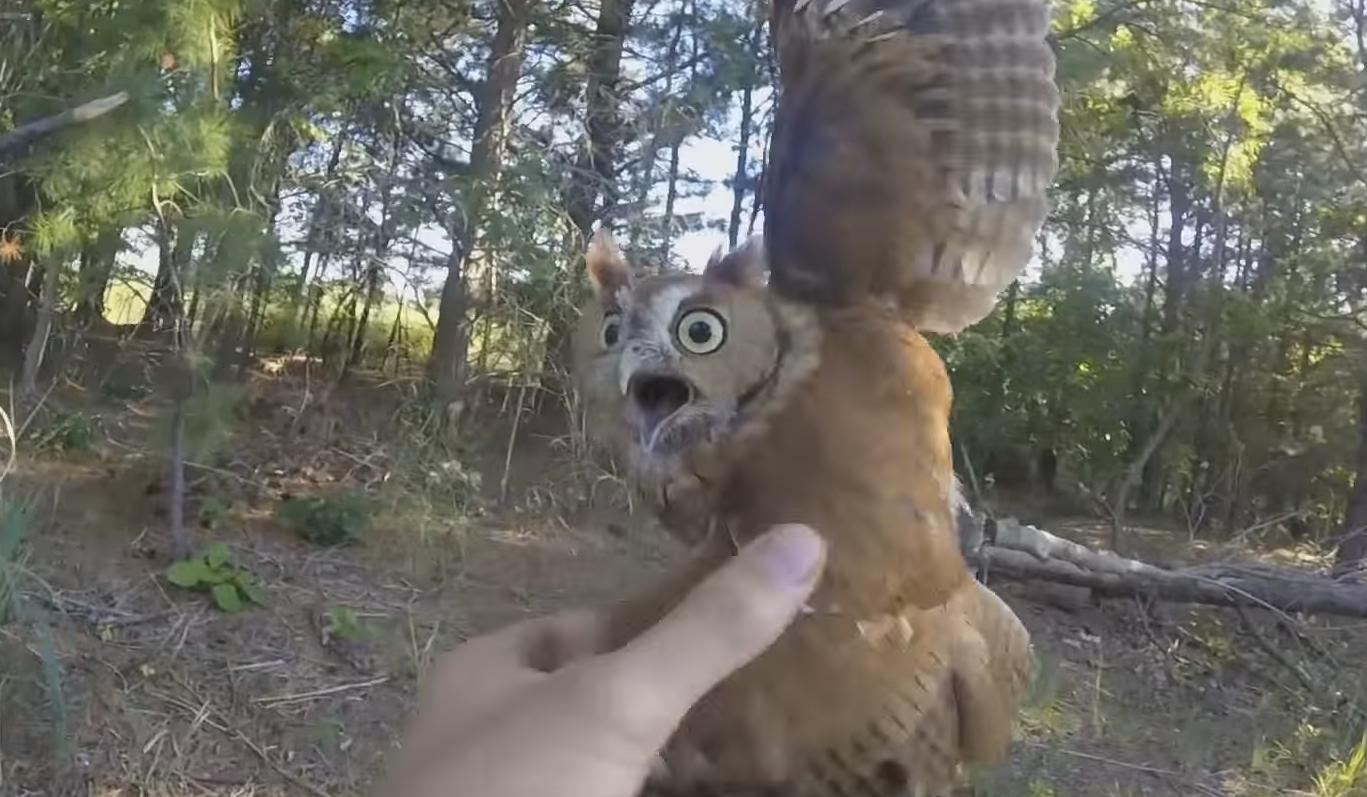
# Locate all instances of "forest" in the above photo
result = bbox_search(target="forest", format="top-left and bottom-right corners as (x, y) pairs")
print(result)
(2, 0), (1367, 795)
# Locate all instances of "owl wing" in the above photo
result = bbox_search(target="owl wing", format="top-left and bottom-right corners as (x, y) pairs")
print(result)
(765, 0), (1060, 333)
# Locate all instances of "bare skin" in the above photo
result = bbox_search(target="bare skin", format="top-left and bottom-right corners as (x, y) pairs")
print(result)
(378, 524), (828, 797)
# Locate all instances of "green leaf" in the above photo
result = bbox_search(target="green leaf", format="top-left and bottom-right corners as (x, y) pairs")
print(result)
(238, 582), (269, 606)
(204, 541), (231, 569)
(166, 559), (210, 587)
(211, 584), (243, 613)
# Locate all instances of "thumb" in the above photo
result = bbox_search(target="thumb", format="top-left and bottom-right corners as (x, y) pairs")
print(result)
(594, 524), (826, 738)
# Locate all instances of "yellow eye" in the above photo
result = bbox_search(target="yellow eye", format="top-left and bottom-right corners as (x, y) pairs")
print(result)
(601, 313), (622, 347)
(675, 309), (726, 355)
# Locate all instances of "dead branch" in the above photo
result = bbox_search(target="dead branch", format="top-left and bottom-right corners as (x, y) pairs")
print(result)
(0, 91), (130, 156)
(972, 517), (1367, 619)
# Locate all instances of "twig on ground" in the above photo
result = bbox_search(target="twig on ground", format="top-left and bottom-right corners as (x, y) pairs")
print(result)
(155, 677), (335, 797)
(1025, 744), (1225, 797)
(1235, 605), (1317, 693)
(252, 676), (390, 707)
(30, 593), (175, 627)
(228, 659), (288, 673)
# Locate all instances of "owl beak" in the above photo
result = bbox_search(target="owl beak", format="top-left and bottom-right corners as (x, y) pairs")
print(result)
(625, 371), (695, 450)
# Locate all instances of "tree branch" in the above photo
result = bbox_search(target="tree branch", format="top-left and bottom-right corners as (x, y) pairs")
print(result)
(0, 90), (130, 157)
(1278, 85), (1367, 188)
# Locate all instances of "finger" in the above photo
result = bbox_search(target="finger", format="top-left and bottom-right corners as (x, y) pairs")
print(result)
(424, 608), (607, 695)
(593, 524), (826, 737)
(401, 609), (609, 770)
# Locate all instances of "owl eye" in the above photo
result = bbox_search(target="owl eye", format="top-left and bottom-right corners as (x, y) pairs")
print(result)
(601, 313), (622, 347)
(675, 309), (726, 355)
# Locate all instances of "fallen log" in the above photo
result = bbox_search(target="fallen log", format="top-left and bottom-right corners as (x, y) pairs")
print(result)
(978, 544), (1367, 618)
(951, 488), (1367, 618)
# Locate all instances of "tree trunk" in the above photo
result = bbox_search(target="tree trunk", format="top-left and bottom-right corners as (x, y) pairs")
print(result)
(0, 259), (31, 367)
(1136, 161), (1194, 509)
(628, 3), (687, 254)
(659, 0), (700, 266)
(165, 396), (192, 560)
(661, 138), (684, 264)
(74, 227), (122, 325)
(243, 257), (273, 360)
(1334, 352), (1367, 579)
(428, 0), (530, 407)
(18, 255), (60, 401)
(186, 267), (204, 332)
(1160, 164), (1191, 338)
(384, 296), (407, 371)
(294, 134), (345, 314)
(347, 258), (383, 374)
(1110, 388), (1192, 552)
(727, 12), (762, 250)
(305, 282), (325, 354)
(429, 244), (472, 405)
(542, 0), (637, 380)
(564, 0), (634, 239)
(1130, 165), (1163, 507)
(141, 219), (194, 331)
(0, 173), (37, 364)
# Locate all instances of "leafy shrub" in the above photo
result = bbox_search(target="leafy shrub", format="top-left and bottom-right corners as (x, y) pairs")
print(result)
(277, 490), (373, 546)
(422, 459), (483, 506)
(165, 542), (267, 612)
(32, 412), (96, 452)
(197, 496), (230, 529)
(322, 605), (377, 643)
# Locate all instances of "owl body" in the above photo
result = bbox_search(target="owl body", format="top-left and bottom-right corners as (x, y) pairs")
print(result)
(570, 0), (1059, 791)
(655, 306), (1031, 795)
(575, 246), (1032, 795)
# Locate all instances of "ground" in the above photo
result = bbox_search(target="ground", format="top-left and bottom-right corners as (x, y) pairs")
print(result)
(2, 360), (1366, 797)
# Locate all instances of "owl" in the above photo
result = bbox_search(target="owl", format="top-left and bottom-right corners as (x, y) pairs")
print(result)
(570, 0), (1060, 793)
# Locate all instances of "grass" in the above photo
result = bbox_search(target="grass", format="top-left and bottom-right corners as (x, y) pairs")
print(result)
(0, 498), (70, 766)
(1313, 733), (1367, 797)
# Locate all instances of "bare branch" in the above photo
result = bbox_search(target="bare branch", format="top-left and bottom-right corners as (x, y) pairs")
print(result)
(0, 90), (130, 157)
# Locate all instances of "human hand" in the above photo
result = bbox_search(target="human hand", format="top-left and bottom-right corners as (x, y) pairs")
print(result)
(379, 523), (827, 797)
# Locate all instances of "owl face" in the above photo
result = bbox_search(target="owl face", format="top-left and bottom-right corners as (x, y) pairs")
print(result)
(572, 231), (784, 487)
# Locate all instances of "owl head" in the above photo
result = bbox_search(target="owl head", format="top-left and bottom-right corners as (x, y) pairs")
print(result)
(571, 229), (795, 491)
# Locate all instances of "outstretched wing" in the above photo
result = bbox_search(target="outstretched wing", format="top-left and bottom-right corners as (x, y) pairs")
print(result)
(765, 0), (1060, 333)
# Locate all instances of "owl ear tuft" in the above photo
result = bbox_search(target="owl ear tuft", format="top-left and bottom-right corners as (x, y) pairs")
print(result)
(586, 227), (632, 298)
(704, 236), (766, 287)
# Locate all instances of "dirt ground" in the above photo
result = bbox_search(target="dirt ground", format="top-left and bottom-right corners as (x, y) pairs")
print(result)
(3, 364), (1366, 797)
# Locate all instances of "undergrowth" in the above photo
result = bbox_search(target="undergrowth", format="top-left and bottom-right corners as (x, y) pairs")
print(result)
(165, 541), (268, 612)
(0, 500), (70, 765)
(278, 489), (375, 546)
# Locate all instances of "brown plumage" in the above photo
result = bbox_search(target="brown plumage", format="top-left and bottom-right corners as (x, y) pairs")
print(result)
(766, 0), (1059, 334)
(570, 0), (1059, 793)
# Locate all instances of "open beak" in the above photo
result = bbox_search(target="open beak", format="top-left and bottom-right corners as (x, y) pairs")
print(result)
(624, 371), (695, 451)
